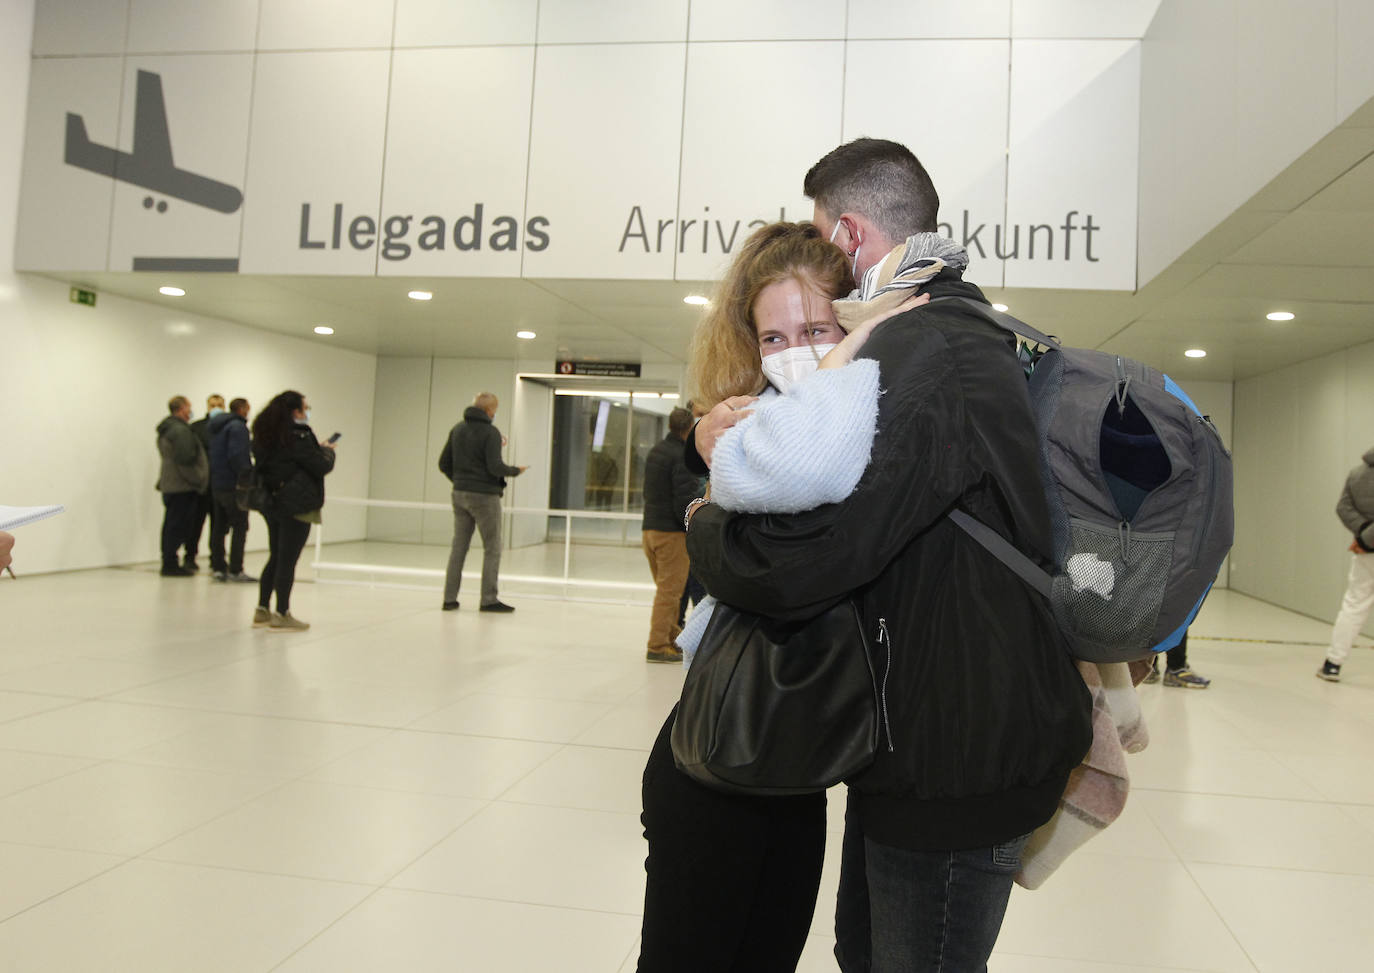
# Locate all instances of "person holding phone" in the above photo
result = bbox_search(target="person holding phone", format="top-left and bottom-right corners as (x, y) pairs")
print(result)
(250, 390), (335, 632)
(438, 392), (526, 613)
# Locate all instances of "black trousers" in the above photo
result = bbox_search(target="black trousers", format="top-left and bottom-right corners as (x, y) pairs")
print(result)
(160, 492), (198, 568)
(210, 489), (249, 574)
(637, 707), (826, 973)
(257, 515), (311, 613)
(188, 490), (215, 559)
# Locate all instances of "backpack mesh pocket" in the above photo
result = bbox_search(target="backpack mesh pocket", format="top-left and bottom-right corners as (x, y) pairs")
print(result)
(1052, 518), (1174, 654)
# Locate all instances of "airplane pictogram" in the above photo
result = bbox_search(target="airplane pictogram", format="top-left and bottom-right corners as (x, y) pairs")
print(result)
(64, 69), (243, 215)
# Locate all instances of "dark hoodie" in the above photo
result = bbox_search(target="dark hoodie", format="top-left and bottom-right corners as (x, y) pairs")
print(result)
(208, 411), (252, 492)
(438, 406), (522, 495)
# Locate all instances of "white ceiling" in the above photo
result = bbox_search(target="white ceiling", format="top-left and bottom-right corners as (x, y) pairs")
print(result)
(43, 99), (1374, 384)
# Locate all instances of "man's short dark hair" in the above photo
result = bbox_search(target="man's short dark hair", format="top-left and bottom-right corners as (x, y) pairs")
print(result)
(803, 138), (940, 239)
(168, 395), (189, 414)
(229, 397), (249, 415)
(668, 407), (693, 437)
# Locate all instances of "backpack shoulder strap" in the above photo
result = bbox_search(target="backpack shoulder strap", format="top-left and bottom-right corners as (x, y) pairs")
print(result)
(946, 509), (1053, 599)
(930, 296), (1061, 351)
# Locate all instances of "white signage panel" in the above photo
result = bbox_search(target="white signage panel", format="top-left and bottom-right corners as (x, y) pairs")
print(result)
(14, 58), (122, 271)
(843, 40), (1013, 288)
(127, 0), (261, 53)
(1005, 40), (1139, 289)
(676, 41), (845, 282)
(239, 51), (392, 276)
(257, 0), (395, 50)
(689, 0), (844, 42)
(537, 0), (687, 44)
(106, 55), (253, 275)
(846, 0), (1011, 39)
(379, 47), (536, 278)
(394, 0), (536, 47)
(523, 44), (687, 280)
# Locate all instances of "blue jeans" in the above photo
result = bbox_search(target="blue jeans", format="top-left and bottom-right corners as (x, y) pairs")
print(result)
(834, 794), (1027, 973)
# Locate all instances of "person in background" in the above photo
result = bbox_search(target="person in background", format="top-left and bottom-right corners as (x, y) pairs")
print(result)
(208, 397), (256, 583)
(640, 407), (698, 664)
(155, 395), (209, 577)
(251, 390), (335, 632)
(0, 531), (13, 573)
(677, 400), (709, 628)
(1143, 631), (1211, 687)
(438, 392), (527, 614)
(1318, 445), (1374, 682)
(185, 394), (224, 571)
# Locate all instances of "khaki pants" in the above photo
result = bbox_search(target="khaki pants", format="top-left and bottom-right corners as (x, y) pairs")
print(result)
(642, 530), (690, 652)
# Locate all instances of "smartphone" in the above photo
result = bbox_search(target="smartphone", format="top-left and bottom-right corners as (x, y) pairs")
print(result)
(326, 432), (342, 444)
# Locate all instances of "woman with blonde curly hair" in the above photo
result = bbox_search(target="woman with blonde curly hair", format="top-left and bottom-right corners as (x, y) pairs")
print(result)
(637, 221), (930, 973)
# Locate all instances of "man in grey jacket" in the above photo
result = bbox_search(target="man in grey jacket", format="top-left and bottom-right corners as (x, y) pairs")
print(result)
(438, 392), (527, 613)
(156, 395), (209, 577)
(1319, 446), (1374, 681)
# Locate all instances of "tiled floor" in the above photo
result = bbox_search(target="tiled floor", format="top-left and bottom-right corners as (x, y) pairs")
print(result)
(2, 564), (1373, 971)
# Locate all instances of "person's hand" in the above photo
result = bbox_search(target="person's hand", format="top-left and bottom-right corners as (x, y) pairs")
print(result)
(820, 291), (932, 370)
(1351, 539), (1363, 553)
(321, 441), (336, 450)
(502, 435), (509, 447)
(0, 531), (13, 573)
(696, 396), (758, 467)
(518, 465), (529, 473)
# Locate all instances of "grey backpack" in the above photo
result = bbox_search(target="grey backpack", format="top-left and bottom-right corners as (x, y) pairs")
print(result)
(942, 299), (1234, 664)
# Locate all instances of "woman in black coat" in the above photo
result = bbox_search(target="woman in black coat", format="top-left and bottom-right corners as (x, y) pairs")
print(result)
(250, 390), (335, 631)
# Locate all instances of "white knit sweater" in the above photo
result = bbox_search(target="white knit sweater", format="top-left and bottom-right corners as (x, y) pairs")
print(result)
(678, 359), (881, 666)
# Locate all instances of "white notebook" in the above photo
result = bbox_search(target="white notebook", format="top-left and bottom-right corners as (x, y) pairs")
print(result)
(0, 505), (65, 532)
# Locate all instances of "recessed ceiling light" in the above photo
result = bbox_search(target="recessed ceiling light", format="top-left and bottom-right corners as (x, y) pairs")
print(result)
(516, 330), (536, 340)
(1185, 349), (1207, 358)
(408, 290), (432, 301)
(991, 303), (1009, 312)
(1266, 311), (1294, 321)
(314, 326), (334, 335)
(159, 286), (185, 297)
(683, 295), (709, 306)
(661, 393), (680, 400)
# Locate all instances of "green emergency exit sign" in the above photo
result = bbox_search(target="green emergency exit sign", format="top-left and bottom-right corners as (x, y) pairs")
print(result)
(69, 287), (96, 307)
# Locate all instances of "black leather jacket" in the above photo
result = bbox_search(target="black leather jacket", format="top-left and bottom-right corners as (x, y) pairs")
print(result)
(687, 271), (1092, 852)
(255, 424), (335, 517)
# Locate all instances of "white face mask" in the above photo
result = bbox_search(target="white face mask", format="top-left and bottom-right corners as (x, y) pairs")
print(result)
(760, 343), (838, 394)
(208, 407), (225, 418)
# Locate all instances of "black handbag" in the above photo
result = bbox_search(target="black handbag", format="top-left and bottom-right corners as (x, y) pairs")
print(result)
(670, 597), (884, 796)
(234, 468), (270, 512)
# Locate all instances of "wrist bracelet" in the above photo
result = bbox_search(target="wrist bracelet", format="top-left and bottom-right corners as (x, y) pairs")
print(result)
(684, 497), (711, 531)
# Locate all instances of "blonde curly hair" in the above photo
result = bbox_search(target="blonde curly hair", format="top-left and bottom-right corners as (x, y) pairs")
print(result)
(686, 222), (854, 409)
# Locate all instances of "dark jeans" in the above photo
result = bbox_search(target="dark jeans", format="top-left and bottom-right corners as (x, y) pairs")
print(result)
(638, 708), (826, 973)
(210, 489), (249, 574)
(188, 490), (215, 560)
(257, 514), (311, 613)
(1166, 632), (1189, 670)
(160, 492), (198, 568)
(834, 794), (1027, 973)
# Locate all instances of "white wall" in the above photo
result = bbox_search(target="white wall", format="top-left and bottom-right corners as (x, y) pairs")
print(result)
(1231, 341), (1374, 627)
(1, 0), (376, 576)
(1137, 0), (1374, 285)
(1177, 378), (1233, 588)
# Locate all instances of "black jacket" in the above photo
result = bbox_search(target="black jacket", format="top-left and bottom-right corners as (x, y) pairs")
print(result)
(208, 412), (252, 492)
(255, 424), (335, 517)
(439, 407), (521, 495)
(189, 416), (215, 494)
(640, 434), (697, 532)
(687, 271), (1092, 852)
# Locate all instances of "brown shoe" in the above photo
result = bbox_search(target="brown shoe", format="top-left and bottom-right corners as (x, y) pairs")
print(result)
(646, 647), (683, 664)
